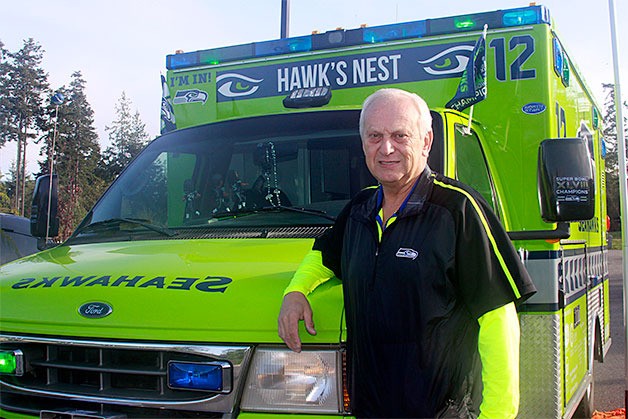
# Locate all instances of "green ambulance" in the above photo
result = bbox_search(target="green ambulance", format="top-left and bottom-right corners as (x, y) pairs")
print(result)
(0, 5), (611, 418)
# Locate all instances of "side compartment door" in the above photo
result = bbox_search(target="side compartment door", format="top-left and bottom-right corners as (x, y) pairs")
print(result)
(560, 246), (590, 412)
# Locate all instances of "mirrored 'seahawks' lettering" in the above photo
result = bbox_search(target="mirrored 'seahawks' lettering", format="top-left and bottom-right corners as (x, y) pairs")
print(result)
(11, 275), (232, 293)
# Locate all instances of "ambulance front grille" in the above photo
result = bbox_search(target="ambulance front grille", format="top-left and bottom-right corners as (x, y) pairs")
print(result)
(0, 335), (251, 417)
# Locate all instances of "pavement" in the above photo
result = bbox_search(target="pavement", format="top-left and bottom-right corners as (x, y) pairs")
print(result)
(593, 249), (625, 413)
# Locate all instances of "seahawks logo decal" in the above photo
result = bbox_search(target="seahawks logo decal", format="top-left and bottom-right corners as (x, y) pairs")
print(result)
(216, 73), (263, 98)
(173, 89), (208, 104)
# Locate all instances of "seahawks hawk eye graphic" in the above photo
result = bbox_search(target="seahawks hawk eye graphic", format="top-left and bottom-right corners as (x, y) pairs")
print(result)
(216, 73), (263, 98)
(417, 45), (475, 75)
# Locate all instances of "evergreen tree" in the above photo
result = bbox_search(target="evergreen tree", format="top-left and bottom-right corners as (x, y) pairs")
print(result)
(0, 174), (12, 214)
(98, 92), (150, 183)
(0, 40), (9, 146)
(0, 38), (49, 216)
(38, 72), (105, 239)
(601, 83), (627, 231)
(0, 167), (16, 214)
(0, 163), (35, 216)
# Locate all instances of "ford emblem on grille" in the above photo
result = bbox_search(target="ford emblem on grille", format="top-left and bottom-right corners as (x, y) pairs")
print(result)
(78, 302), (113, 319)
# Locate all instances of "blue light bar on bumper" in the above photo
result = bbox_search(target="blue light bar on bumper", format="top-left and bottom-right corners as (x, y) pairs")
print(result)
(167, 360), (232, 393)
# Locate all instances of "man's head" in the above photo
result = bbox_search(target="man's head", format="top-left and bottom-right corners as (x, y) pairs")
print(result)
(359, 88), (433, 192)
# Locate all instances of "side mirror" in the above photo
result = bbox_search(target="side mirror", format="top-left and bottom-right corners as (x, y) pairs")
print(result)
(538, 138), (595, 222)
(30, 174), (59, 238)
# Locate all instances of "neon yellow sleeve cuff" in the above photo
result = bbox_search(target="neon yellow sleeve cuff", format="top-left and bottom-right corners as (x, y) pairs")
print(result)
(283, 250), (334, 297)
(477, 302), (520, 419)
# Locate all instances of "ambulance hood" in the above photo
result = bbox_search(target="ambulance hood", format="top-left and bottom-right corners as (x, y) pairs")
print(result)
(0, 239), (344, 344)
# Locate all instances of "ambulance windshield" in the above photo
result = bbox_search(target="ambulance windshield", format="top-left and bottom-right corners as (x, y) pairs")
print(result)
(76, 111), (376, 239)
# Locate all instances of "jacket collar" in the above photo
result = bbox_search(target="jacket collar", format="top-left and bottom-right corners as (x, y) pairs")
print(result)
(356, 166), (434, 222)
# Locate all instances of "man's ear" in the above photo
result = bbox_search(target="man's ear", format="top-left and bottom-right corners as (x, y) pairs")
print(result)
(423, 130), (434, 156)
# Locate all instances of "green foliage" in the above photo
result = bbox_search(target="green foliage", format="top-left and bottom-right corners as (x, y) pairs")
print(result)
(0, 173), (13, 214)
(97, 92), (150, 183)
(0, 38), (150, 238)
(0, 166), (35, 216)
(601, 83), (627, 232)
(0, 38), (49, 145)
(37, 72), (105, 238)
(0, 40), (7, 146)
(0, 38), (50, 215)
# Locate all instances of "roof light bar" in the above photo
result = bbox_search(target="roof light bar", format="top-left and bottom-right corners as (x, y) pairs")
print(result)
(166, 5), (550, 70)
(503, 9), (540, 26)
(363, 20), (426, 43)
(454, 17), (477, 30)
(255, 35), (312, 57)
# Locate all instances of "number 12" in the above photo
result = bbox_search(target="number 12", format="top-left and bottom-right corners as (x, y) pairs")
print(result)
(489, 35), (536, 81)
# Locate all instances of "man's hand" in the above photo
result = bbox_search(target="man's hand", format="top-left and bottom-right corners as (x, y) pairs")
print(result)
(278, 291), (317, 352)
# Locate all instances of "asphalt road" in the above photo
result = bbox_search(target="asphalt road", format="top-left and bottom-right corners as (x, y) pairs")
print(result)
(593, 249), (625, 412)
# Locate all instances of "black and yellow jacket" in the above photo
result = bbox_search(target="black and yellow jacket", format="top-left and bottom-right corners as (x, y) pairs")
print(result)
(285, 167), (536, 418)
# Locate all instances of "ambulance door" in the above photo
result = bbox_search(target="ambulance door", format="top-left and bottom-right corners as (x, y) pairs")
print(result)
(444, 112), (500, 216)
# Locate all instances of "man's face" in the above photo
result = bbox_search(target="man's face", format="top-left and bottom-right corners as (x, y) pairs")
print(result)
(361, 96), (432, 190)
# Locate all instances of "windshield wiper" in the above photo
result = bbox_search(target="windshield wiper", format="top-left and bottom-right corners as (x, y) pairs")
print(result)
(212, 205), (336, 222)
(263, 205), (337, 221)
(79, 218), (177, 237)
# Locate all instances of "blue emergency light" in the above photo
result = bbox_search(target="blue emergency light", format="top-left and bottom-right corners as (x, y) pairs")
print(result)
(166, 5), (550, 70)
(167, 361), (231, 393)
(552, 37), (571, 87)
(502, 9), (541, 26)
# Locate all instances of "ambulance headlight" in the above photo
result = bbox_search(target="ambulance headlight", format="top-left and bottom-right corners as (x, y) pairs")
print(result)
(241, 347), (343, 413)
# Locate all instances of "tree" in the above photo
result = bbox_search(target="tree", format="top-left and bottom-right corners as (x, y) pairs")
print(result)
(97, 92), (150, 183)
(0, 164), (35, 217)
(601, 83), (627, 232)
(0, 40), (9, 146)
(38, 72), (105, 239)
(0, 171), (14, 214)
(0, 38), (49, 216)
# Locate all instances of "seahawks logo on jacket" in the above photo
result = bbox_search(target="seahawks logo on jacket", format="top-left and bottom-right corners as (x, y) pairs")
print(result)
(396, 248), (419, 260)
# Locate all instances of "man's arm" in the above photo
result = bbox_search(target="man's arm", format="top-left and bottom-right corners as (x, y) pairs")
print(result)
(477, 302), (520, 419)
(278, 250), (334, 352)
(283, 250), (334, 296)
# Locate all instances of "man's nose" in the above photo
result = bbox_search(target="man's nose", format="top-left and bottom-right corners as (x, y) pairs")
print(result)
(380, 137), (395, 155)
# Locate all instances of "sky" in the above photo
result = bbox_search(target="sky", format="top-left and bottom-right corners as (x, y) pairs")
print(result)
(2, 0), (627, 177)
